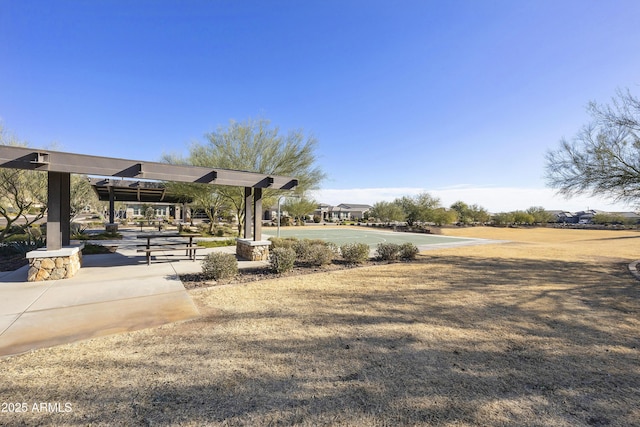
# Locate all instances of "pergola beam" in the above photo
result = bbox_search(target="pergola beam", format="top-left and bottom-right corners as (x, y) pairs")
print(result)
(0, 146), (298, 189)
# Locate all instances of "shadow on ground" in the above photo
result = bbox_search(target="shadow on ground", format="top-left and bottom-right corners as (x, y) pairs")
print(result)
(1, 254), (639, 426)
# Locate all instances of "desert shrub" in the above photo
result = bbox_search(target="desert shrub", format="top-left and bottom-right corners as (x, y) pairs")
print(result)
(269, 247), (296, 274)
(307, 243), (335, 266)
(268, 237), (297, 250)
(399, 242), (419, 260)
(340, 242), (370, 264)
(376, 243), (400, 261)
(201, 252), (238, 280)
(325, 241), (340, 256)
(196, 223), (210, 234)
(293, 239), (312, 261)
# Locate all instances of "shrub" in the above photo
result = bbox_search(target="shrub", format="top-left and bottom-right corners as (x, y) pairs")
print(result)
(9, 241), (42, 256)
(307, 243), (335, 266)
(269, 247), (296, 274)
(292, 239), (312, 261)
(268, 237), (297, 250)
(201, 252), (238, 280)
(376, 243), (400, 261)
(399, 242), (419, 260)
(196, 223), (211, 234)
(82, 243), (115, 255)
(340, 242), (370, 264)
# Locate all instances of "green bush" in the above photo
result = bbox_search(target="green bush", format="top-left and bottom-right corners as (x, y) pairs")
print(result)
(82, 243), (114, 255)
(376, 243), (400, 261)
(201, 252), (238, 280)
(399, 242), (419, 260)
(269, 247), (296, 274)
(340, 242), (370, 264)
(196, 239), (236, 248)
(4, 233), (30, 243)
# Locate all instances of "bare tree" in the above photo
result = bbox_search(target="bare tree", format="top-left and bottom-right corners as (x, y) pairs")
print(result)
(545, 89), (640, 205)
(0, 126), (47, 242)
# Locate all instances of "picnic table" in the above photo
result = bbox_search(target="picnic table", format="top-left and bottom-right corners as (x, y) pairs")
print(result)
(136, 232), (203, 265)
(136, 220), (164, 231)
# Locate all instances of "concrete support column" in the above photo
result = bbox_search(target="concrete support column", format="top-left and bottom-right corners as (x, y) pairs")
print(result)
(47, 171), (71, 250)
(253, 187), (262, 241)
(244, 187), (252, 239)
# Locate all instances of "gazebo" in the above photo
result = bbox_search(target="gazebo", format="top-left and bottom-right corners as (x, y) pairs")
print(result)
(0, 146), (297, 281)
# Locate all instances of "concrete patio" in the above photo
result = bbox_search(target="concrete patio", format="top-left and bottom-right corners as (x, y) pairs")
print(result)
(0, 233), (265, 358)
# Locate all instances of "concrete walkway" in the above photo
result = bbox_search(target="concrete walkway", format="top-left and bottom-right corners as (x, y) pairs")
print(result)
(0, 233), (266, 357)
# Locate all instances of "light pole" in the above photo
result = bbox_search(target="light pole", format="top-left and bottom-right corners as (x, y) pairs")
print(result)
(277, 194), (300, 237)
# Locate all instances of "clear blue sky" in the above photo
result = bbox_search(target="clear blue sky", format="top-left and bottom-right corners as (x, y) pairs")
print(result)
(1, 1), (639, 211)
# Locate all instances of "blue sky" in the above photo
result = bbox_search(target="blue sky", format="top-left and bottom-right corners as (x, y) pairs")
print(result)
(1, 0), (639, 212)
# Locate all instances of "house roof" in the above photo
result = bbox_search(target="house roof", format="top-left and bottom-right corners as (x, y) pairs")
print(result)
(336, 203), (373, 210)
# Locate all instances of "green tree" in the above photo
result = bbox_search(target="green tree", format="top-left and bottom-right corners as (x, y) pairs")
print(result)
(512, 211), (535, 225)
(450, 201), (471, 224)
(369, 201), (405, 224)
(492, 212), (515, 226)
(282, 197), (318, 225)
(164, 181), (225, 233)
(592, 212), (626, 225)
(168, 118), (325, 235)
(431, 207), (457, 226)
(545, 89), (640, 205)
(469, 204), (491, 224)
(525, 206), (554, 225)
(395, 192), (441, 226)
(70, 175), (99, 221)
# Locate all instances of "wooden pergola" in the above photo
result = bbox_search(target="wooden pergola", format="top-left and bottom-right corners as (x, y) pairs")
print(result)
(0, 146), (298, 250)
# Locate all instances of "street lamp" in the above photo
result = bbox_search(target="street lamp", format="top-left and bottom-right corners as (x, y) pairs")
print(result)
(277, 194), (300, 237)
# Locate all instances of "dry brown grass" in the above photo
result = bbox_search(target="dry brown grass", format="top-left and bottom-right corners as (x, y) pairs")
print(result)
(1, 227), (639, 426)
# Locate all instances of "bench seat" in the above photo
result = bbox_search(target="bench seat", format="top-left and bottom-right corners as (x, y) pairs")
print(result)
(136, 245), (204, 265)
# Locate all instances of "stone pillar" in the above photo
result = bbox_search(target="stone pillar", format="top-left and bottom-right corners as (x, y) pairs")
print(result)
(236, 239), (271, 261)
(26, 244), (84, 282)
(105, 223), (118, 233)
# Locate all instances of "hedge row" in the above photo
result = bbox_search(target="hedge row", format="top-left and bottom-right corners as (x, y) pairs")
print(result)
(200, 238), (420, 278)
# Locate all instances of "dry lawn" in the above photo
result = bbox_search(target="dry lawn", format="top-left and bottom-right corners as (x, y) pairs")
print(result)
(1, 227), (639, 426)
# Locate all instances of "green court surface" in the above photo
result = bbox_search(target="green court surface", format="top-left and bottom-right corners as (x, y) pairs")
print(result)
(263, 227), (496, 250)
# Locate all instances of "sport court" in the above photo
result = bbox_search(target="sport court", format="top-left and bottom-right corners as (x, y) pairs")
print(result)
(264, 227), (501, 251)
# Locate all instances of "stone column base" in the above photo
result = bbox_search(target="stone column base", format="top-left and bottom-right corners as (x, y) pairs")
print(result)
(236, 239), (272, 261)
(26, 244), (84, 282)
(105, 223), (119, 233)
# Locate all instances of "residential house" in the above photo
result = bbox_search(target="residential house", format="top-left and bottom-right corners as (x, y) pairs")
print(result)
(314, 203), (373, 222)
